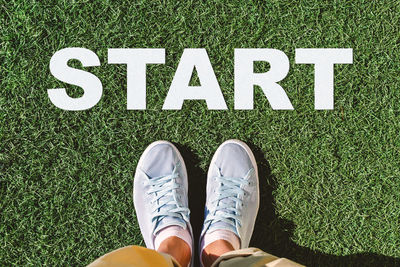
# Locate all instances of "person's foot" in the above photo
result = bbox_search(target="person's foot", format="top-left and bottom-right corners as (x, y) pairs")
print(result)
(200, 140), (259, 266)
(133, 141), (193, 267)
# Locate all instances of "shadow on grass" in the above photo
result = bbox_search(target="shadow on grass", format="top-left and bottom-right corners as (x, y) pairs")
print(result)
(175, 142), (400, 267)
(174, 143), (207, 266)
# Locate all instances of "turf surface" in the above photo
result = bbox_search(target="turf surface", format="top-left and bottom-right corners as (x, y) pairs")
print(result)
(1, 0), (400, 266)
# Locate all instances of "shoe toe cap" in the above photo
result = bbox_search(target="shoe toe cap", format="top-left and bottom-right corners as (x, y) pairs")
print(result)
(215, 143), (254, 177)
(141, 143), (178, 177)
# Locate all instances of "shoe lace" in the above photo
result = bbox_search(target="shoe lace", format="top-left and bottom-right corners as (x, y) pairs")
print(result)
(144, 165), (190, 233)
(205, 168), (254, 229)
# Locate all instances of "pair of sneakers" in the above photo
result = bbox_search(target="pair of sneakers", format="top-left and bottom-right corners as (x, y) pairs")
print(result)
(133, 140), (260, 266)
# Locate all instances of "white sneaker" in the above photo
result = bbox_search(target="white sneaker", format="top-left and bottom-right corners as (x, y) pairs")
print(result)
(133, 141), (193, 252)
(200, 139), (260, 249)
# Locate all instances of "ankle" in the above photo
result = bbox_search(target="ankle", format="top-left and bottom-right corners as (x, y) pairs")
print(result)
(201, 239), (235, 267)
(157, 236), (191, 267)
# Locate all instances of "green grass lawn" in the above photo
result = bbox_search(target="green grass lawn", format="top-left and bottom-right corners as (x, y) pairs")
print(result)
(1, 0), (400, 266)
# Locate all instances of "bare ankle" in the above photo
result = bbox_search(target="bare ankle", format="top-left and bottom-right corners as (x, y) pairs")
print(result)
(201, 239), (235, 267)
(157, 236), (191, 267)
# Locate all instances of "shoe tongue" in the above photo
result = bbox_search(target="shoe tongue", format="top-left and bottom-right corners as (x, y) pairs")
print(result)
(154, 193), (186, 235)
(208, 189), (239, 236)
(214, 166), (244, 234)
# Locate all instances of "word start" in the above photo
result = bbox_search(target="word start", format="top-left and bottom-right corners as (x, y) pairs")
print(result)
(48, 48), (353, 110)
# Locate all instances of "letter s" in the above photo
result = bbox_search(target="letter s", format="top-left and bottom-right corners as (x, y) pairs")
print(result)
(48, 48), (102, 110)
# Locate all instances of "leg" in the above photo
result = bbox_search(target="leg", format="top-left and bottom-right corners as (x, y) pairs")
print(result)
(89, 141), (194, 267)
(201, 239), (235, 267)
(199, 140), (303, 267)
(200, 140), (259, 266)
(134, 141), (194, 267)
(87, 245), (177, 267)
(158, 236), (191, 267)
(211, 247), (304, 267)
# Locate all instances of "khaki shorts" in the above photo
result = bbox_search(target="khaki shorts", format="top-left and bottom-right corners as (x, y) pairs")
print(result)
(88, 245), (304, 267)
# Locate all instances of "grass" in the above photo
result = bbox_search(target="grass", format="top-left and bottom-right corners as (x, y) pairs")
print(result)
(1, 0), (400, 266)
